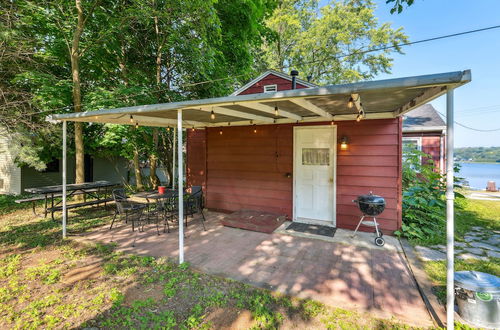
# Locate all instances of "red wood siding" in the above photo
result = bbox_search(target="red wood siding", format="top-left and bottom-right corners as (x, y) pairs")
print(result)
(238, 74), (309, 95)
(186, 119), (403, 234)
(186, 129), (207, 193)
(404, 132), (444, 171)
(206, 125), (293, 216)
(336, 119), (402, 233)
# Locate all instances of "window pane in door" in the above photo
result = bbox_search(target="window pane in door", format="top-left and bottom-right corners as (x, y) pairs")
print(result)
(302, 148), (329, 165)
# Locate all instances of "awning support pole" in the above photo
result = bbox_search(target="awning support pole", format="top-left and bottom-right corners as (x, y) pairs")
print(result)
(173, 127), (176, 189)
(446, 88), (455, 329)
(177, 110), (184, 264)
(62, 121), (67, 239)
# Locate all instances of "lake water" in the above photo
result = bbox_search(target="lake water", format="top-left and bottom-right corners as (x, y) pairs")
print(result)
(458, 162), (500, 190)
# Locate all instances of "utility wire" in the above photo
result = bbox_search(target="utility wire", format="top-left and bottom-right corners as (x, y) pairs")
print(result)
(6, 24), (500, 117)
(437, 111), (500, 132)
(279, 24), (500, 69)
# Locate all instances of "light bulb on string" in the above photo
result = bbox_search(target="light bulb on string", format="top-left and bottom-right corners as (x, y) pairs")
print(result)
(347, 97), (354, 109)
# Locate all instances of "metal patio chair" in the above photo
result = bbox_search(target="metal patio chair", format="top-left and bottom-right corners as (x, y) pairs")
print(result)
(184, 186), (206, 231)
(144, 196), (170, 234)
(110, 188), (147, 231)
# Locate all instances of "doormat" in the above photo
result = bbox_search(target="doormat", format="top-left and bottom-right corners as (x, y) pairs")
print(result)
(286, 222), (336, 237)
(221, 209), (287, 234)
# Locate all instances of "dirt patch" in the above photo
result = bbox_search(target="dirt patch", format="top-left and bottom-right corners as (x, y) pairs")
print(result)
(122, 282), (166, 306)
(62, 257), (102, 285)
(204, 307), (254, 329)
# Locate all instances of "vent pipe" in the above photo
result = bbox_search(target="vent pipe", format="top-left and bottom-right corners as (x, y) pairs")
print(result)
(290, 70), (299, 89)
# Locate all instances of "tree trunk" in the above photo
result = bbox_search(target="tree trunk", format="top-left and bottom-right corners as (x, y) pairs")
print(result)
(71, 0), (85, 185)
(161, 131), (173, 186)
(133, 144), (143, 190)
(149, 128), (160, 189)
(150, 13), (162, 189)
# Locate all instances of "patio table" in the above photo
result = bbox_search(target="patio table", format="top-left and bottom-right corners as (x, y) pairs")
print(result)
(24, 180), (119, 219)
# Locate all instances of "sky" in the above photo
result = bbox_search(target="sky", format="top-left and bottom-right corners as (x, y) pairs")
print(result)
(321, 0), (500, 147)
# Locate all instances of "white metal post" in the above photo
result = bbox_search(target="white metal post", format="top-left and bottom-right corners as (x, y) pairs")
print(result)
(446, 89), (455, 329)
(177, 110), (184, 264)
(62, 121), (67, 239)
(173, 127), (176, 189)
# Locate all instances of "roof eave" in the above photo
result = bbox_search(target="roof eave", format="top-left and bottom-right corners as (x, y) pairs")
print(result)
(48, 69), (471, 123)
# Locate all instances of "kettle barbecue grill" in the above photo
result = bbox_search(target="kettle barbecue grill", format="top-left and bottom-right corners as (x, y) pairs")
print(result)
(351, 191), (386, 246)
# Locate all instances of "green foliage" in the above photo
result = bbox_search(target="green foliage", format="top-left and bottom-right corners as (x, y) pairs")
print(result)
(1, 0), (275, 174)
(455, 146), (500, 163)
(262, 0), (408, 84)
(397, 147), (463, 243)
(25, 263), (61, 284)
(386, 0), (415, 14)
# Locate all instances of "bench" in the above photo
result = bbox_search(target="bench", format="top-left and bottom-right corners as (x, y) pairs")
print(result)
(15, 189), (110, 216)
(15, 196), (46, 216)
(47, 197), (114, 213)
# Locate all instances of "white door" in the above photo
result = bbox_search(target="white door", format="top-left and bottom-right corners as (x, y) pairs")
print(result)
(294, 126), (336, 225)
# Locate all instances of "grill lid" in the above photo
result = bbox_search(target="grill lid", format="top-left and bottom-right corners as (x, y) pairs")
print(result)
(356, 191), (385, 205)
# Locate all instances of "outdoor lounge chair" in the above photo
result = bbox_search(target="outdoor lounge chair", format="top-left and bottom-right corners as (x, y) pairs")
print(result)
(110, 188), (147, 231)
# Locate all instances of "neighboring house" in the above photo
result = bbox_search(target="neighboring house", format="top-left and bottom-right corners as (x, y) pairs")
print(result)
(187, 70), (404, 234)
(402, 104), (446, 172)
(0, 129), (129, 195)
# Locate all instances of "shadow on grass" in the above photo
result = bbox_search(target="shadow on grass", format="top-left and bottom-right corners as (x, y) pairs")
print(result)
(0, 206), (113, 251)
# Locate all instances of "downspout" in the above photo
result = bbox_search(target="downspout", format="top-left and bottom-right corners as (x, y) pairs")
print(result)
(440, 131), (445, 174)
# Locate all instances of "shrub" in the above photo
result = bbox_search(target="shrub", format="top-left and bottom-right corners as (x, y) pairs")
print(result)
(396, 147), (463, 242)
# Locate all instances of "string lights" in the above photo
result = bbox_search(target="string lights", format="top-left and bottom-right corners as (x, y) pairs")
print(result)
(274, 105), (279, 117)
(347, 97), (354, 109)
(130, 115), (134, 123)
(210, 110), (215, 120)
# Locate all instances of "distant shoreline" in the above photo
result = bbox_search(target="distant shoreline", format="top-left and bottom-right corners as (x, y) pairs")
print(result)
(457, 161), (500, 164)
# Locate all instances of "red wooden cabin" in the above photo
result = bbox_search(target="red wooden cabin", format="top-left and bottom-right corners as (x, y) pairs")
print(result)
(187, 70), (404, 234)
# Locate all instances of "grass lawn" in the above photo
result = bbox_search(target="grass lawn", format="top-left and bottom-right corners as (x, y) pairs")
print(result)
(0, 195), (425, 329)
(419, 198), (500, 304)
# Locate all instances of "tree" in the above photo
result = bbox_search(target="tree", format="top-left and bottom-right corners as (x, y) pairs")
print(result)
(386, 0), (415, 14)
(2, 0), (275, 191)
(262, 0), (408, 84)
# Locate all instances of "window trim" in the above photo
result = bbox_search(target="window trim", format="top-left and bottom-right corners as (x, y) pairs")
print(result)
(263, 84), (277, 93)
(402, 137), (422, 165)
(402, 137), (422, 151)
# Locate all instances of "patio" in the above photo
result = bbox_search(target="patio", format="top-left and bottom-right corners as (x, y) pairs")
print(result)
(78, 211), (434, 327)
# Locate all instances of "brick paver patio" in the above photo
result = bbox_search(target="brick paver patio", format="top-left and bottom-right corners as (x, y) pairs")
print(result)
(78, 211), (433, 327)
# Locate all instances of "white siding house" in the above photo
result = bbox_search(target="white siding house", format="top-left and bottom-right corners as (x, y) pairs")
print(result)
(0, 128), (130, 195)
(0, 129), (22, 195)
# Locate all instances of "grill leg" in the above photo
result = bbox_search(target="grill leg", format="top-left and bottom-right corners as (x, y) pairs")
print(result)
(373, 217), (381, 237)
(351, 215), (365, 238)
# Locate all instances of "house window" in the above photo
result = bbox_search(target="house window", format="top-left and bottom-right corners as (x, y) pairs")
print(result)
(402, 137), (422, 164)
(302, 148), (330, 165)
(42, 159), (60, 173)
(263, 84), (277, 93)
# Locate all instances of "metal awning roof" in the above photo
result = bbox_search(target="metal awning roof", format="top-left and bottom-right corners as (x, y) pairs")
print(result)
(48, 70), (471, 128)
